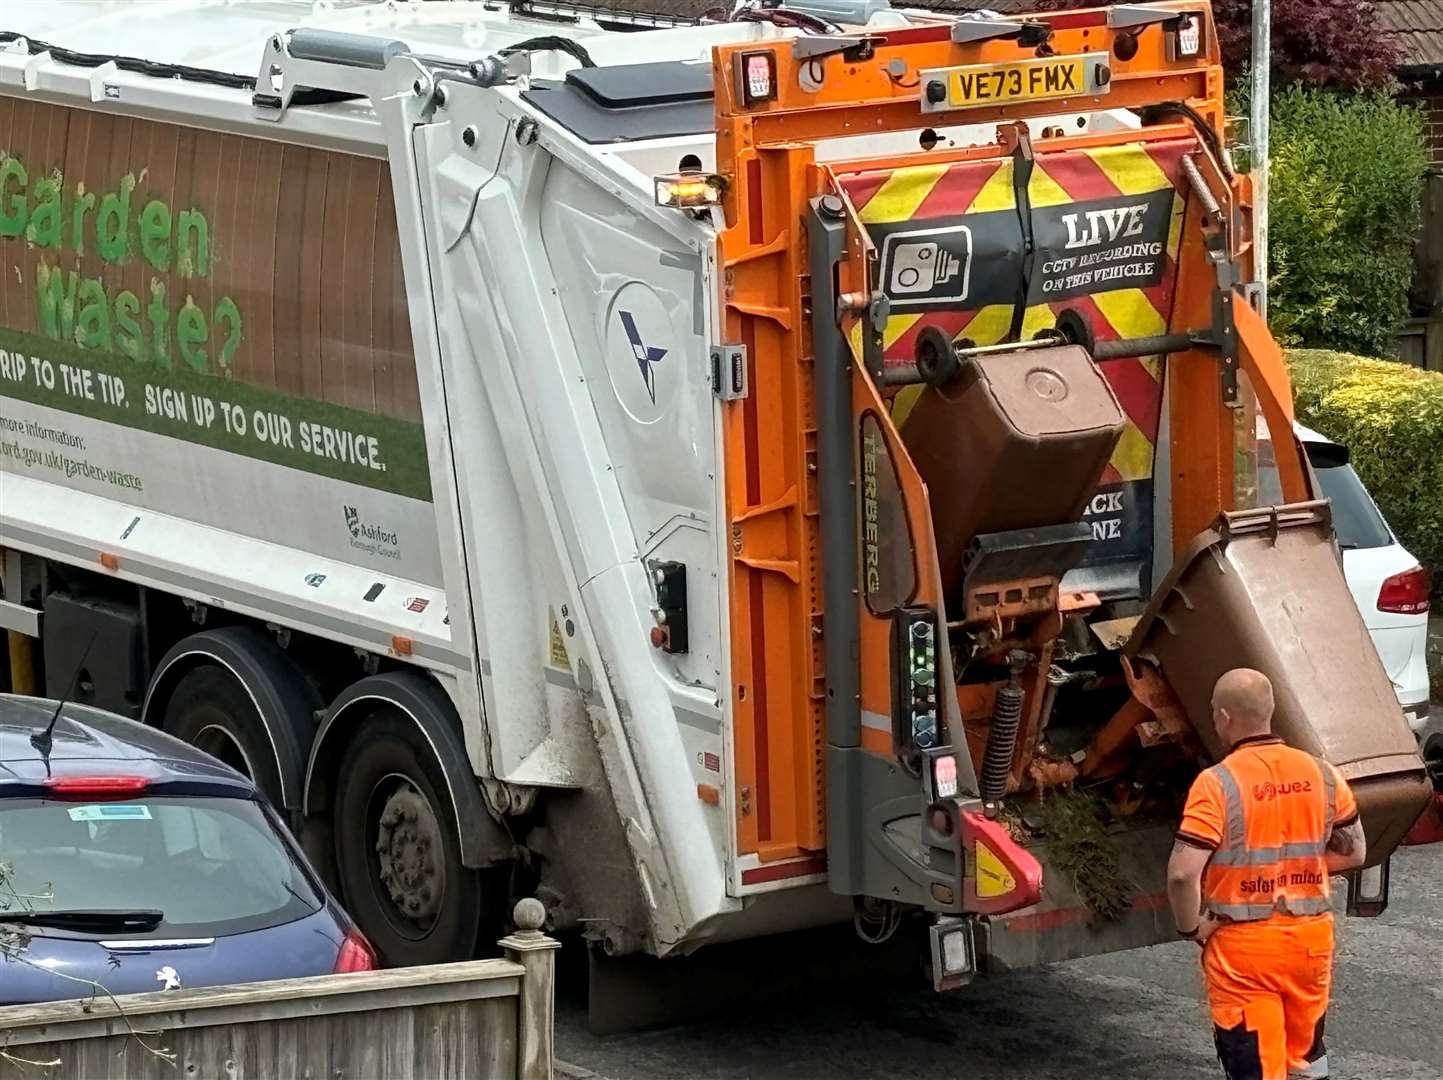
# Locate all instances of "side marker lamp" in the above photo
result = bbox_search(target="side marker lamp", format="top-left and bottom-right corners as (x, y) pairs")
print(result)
(1169, 11), (1204, 60)
(737, 50), (777, 107)
(934, 753), (959, 799)
(654, 173), (724, 209)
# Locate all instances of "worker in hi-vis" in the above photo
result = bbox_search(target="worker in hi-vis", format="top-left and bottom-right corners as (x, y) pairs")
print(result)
(1167, 668), (1368, 1080)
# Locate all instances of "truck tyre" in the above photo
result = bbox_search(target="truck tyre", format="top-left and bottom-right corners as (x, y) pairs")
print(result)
(162, 665), (287, 805)
(332, 708), (490, 966)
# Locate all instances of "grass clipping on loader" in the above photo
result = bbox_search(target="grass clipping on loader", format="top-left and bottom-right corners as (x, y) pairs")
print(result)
(1028, 789), (1134, 923)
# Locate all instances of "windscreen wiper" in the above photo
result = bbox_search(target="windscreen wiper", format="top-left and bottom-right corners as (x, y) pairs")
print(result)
(0, 909), (164, 933)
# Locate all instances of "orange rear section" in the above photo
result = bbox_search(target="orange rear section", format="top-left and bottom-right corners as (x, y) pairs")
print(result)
(712, 3), (1309, 876)
(721, 149), (828, 864)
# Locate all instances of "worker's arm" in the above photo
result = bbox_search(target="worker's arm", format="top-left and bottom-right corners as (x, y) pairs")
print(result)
(1172, 769), (1224, 941)
(1325, 819), (1367, 873)
(1324, 763), (1366, 872)
(1166, 840), (1213, 938)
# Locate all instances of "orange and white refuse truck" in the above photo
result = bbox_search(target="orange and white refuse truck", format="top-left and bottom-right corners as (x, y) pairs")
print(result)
(0, 0), (1434, 983)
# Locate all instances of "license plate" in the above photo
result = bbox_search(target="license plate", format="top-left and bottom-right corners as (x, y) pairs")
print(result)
(920, 53), (1110, 113)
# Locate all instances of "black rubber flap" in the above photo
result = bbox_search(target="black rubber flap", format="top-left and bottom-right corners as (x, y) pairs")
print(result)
(520, 60), (715, 144)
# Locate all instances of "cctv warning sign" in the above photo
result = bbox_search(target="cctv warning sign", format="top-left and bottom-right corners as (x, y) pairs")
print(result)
(879, 225), (974, 309)
(870, 211), (1023, 315)
(867, 188), (1174, 316)
(841, 137), (1196, 600)
(1029, 187), (1175, 303)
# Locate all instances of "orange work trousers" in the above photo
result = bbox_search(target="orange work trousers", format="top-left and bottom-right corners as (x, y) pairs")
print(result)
(1202, 913), (1334, 1080)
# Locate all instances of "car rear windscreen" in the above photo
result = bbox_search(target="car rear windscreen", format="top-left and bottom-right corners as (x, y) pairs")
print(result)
(0, 796), (323, 936)
(1259, 457), (1392, 550)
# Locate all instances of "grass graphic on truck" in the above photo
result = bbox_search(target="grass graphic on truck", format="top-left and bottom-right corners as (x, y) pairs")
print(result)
(0, 100), (429, 502)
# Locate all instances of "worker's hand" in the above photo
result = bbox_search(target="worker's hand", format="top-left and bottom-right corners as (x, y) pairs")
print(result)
(1195, 913), (1222, 946)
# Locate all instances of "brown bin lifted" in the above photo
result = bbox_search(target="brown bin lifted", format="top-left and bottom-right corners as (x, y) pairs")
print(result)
(900, 343), (1124, 603)
(1125, 502), (1431, 863)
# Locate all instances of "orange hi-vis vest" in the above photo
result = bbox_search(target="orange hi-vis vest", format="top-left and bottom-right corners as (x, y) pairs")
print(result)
(1178, 736), (1359, 923)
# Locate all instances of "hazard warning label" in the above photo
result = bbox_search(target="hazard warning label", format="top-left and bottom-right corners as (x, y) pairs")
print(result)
(975, 841), (1017, 898)
(548, 608), (569, 668)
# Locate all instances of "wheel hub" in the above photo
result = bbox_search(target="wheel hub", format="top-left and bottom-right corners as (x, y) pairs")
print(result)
(375, 784), (444, 925)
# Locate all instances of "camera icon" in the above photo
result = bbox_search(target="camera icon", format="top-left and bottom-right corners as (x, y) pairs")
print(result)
(880, 225), (972, 306)
(890, 242), (958, 294)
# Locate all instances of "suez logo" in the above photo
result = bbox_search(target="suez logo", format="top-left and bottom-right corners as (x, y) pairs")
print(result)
(342, 505), (400, 560)
(1252, 779), (1314, 801)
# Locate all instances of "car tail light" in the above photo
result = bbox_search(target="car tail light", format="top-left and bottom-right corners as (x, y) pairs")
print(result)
(1378, 565), (1431, 615)
(335, 929), (378, 973)
(43, 776), (150, 798)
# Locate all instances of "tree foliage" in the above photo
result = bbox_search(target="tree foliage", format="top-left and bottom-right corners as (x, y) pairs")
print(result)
(1264, 85), (1426, 355)
(1034, 0), (1402, 88)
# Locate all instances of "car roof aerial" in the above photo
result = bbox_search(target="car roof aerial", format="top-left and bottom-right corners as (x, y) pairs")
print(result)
(0, 694), (253, 791)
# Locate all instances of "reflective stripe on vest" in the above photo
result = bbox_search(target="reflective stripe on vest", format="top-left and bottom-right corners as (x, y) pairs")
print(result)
(1207, 896), (1334, 920)
(1207, 841), (1329, 866)
(1214, 762), (1247, 851)
(1203, 749), (1335, 922)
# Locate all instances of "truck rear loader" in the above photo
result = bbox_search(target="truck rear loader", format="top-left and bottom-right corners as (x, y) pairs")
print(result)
(0, 0), (1434, 990)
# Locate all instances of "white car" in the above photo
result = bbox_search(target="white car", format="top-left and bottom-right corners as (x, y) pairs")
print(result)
(1262, 425), (1433, 732)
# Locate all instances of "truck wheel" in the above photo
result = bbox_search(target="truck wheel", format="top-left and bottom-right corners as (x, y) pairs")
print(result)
(332, 709), (487, 966)
(162, 666), (285, 805)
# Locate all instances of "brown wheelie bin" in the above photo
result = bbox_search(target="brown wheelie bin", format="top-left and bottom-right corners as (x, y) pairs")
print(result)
(1125, 502), (1432, 864)
(900, 343), (1124, 604)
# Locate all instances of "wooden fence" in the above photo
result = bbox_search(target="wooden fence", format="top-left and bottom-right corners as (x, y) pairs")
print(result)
(1395, 315), (1443, 372)
(1399, 172), (1443, 373)
(0, 901), (559, 1080)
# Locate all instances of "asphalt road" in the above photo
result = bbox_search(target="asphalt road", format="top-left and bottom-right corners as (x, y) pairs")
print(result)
(556, 845), (1442, 1080)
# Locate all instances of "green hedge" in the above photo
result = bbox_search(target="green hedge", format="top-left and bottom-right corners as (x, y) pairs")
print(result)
(1287, 350), (1443, 590)
(1266, 87), (1428, 357)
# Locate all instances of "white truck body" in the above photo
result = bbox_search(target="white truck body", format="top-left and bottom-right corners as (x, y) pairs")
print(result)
(3, 0), (1105, 955)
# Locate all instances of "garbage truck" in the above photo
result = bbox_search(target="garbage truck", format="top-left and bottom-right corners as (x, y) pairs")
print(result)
(0, 0), (1434, 984)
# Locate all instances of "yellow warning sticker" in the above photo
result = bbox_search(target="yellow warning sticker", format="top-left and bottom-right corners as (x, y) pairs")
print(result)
(548, 608), (569, 668)
(975, 840), (1016, 898)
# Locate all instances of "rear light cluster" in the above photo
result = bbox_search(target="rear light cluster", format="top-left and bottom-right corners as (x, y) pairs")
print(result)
(43, 776), (150, 798)
(335, 929), (378, 973)
(1378, 565), (1431, 615)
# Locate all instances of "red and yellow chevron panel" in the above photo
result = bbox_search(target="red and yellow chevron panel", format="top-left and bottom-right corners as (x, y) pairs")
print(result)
(838, 138), (1196, 488)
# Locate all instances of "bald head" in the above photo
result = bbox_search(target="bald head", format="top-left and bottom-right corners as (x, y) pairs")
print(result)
(1211, 668), (1275, 744)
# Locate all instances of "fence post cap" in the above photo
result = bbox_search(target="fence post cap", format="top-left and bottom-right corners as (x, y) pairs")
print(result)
(513, 897), (546, 932)
(499, 898), (561, 955)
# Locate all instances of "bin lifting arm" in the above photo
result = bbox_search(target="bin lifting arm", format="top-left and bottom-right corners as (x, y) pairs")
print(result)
(1235, 295), (1310, 504)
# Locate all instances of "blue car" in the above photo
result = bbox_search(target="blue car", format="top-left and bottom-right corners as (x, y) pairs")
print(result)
(0, 695), (375, 1004)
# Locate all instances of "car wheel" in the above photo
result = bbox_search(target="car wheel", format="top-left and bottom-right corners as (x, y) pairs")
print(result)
(162, 665), (285, 805)
(332, 709), (492, 966)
